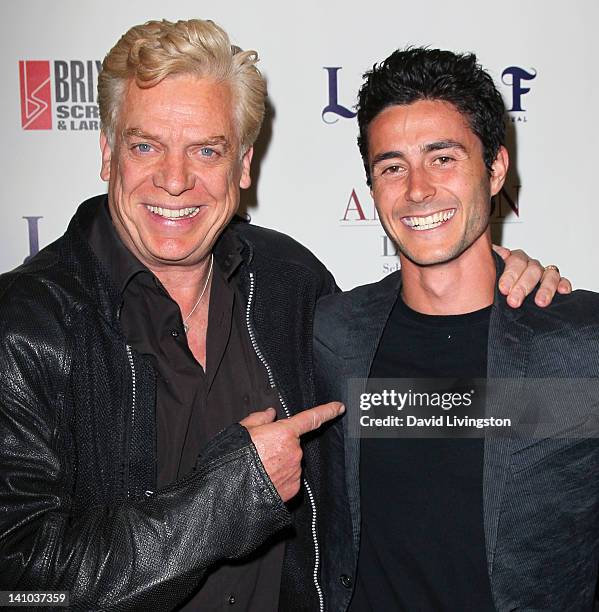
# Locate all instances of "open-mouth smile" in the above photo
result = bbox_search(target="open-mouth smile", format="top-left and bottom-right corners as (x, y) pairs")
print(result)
(401, 208), (456, 231)
(145, 205), (200, 220)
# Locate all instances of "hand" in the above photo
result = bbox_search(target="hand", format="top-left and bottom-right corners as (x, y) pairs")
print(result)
(240, 402), (345, 502)
(493, 245), (573, 308)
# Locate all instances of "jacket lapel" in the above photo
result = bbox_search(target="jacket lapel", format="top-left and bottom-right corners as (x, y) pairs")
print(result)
(484, 257), (534, 574)
(341, 272), (402, 558)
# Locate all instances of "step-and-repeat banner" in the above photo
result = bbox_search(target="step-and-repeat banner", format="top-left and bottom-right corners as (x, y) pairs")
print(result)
(2, 0), (597, 290)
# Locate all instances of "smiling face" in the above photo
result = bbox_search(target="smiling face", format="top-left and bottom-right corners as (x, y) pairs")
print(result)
(100, 75), (252, 272)
(368, 99), (507, 267)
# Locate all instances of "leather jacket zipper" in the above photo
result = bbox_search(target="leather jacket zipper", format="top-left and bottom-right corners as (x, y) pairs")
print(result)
(125, 344), (137, 498)
(245, 272), (324, 612)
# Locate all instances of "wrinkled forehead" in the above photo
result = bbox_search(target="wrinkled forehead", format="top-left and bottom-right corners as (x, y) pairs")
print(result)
(116, 75), (240, 144)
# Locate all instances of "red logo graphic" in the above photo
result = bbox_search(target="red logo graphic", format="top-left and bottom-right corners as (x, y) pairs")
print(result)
(19, 60), (52, 130)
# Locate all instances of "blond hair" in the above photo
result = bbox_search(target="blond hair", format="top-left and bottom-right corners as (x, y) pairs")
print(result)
(98, 19), (266, 151)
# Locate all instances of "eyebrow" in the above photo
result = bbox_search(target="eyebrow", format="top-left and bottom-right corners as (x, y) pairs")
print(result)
(124, 128), (161, 141)
(124, 128), (231, 150)
(371, 140), (467, 168)
(423, 140), (467, 154)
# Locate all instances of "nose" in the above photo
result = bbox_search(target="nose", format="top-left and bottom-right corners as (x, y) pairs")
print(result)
(405, 166), (435, 204)
(153, 151), (195, 195)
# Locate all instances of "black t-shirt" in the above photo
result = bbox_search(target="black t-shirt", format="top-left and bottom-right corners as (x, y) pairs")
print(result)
(350, 295), (496, 611)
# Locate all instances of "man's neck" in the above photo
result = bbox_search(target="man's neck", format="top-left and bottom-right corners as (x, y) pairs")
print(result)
(148, 256), (214, 305)
(400, 232), (496, 315)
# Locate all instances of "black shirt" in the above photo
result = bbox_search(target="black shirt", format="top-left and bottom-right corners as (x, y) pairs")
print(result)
(86, 200), (284, 611)
(350, 295), (496, 611)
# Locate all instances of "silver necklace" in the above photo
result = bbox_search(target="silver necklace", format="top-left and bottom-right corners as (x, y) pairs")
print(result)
(183, 254), (214, 334)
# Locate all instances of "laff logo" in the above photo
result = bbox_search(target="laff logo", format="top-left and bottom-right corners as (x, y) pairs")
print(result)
(323, 64), (538, 120)
(501, 66), (537, 112)
(322, 67), (356, 124)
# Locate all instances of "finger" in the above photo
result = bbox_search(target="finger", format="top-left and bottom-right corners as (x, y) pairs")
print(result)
(492, 244), (511, 260)
(498, 271), (517, 297)
(534, 268), (560, 307)
(557, 278), (572, 294)
(497, 249), (529, 296)
(505, 256), (543, 308)
(240, 407), (276, 429)
(286, 402), (345, 437)
(506, 287), (525, 308)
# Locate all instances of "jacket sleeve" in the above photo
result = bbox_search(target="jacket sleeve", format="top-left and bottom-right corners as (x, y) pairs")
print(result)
(317, 265), (339, 300)
(0, 284), (290, 610)
(313, 297), (344, 405)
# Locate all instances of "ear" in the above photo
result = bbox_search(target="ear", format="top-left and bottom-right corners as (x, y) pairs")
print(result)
(99, 131), (112, 182)
(489, 145), (509, 197)
(239, 147), (253, 190)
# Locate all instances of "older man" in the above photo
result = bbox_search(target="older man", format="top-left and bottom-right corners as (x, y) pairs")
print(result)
(315, 48), (599, 611)
(0, 20), (567, 612)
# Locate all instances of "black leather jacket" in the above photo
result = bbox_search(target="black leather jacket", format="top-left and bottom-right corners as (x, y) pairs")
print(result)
(0, 196), (351, 611)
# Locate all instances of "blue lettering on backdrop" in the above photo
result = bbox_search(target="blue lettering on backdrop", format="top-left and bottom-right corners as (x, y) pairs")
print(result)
(23, 216), (43, 262)
(322, 66), (535, 119)
(501, 67), (537, 112)
(322, 67), (357, 124)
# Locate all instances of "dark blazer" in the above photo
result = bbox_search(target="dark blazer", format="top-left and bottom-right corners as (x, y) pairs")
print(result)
(314, 256), (599, 611)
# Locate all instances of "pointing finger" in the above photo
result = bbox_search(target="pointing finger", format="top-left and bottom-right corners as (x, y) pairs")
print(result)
(286, 402), (345, 437)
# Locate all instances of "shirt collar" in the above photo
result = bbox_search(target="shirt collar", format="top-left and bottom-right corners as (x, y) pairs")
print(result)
(213, 220), (245, 281)
(86, 196), (245, 294)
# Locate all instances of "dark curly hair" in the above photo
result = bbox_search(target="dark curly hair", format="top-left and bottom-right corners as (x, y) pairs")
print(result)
(357, 47), (506, 186)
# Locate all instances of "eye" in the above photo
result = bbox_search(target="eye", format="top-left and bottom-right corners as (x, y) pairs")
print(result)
(133, 143), (153, 154)
(433, 155), (454, 166)
(200, 147), (216, 157)
(381, 164), (403, 176)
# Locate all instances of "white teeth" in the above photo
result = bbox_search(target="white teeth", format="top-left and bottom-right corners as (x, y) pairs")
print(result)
(145, 205), (200, 219)
(403, 209), (455, 230)
(413, 221), (443, 231)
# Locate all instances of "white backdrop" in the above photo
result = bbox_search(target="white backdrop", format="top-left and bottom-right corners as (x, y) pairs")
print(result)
(2, 0), (597, 291)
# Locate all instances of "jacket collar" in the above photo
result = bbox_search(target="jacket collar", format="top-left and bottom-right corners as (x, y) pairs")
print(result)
(84, 195), (146, 295)
(343, 251), (532, 362)
(336, 270), (402, 364)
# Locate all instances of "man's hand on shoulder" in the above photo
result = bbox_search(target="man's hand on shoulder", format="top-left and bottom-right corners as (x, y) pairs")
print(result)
(240, 402), (345, 502)
(493, 245), (573, 308)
